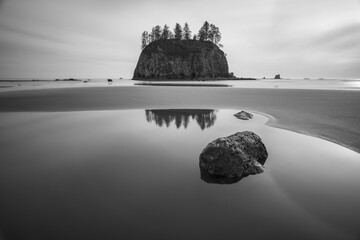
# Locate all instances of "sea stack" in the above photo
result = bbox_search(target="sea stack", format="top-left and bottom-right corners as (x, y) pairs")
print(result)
(133, 39), (230, 80)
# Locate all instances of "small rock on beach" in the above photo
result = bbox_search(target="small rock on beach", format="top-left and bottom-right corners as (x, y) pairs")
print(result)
(234, 111), (253, 120)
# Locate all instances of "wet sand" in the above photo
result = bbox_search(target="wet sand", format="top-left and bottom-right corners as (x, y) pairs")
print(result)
(0, 86), (359, 153)
(135, 82), (230, 87)
(1, 110), (359, 240)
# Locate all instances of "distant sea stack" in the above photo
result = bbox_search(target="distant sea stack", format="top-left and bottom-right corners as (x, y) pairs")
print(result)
(133, 39), (230, 80)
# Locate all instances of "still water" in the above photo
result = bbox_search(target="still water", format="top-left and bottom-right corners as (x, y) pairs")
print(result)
(0, 109), (359, 240)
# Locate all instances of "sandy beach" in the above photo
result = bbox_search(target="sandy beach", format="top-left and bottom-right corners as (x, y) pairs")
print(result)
(0, 85), (359, 153)
(1, 84), (360, 240)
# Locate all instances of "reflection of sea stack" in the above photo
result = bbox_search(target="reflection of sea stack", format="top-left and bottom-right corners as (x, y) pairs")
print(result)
(145, 109), (217, 130)
(133, 40), (230, 80)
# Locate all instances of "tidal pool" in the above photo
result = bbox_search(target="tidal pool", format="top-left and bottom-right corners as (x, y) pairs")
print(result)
(0, 109), (359, 240)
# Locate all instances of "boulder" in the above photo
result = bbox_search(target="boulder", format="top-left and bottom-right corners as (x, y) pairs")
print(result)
(234, 111), (253, 120)
(133, 39), (230, 80)
(199, 131), (268, 179)
(274, 74), (281, 79)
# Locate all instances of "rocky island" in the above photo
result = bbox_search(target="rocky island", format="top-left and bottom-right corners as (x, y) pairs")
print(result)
(133, 21), (232, 80)
(133, 39), (230, 80)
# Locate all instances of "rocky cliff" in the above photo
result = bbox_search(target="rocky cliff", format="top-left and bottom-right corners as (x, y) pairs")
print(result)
(133, 39), (230, 80)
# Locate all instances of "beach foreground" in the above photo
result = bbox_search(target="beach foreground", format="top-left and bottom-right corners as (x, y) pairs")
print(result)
(0, 86), (359, 153)
(1, 85), (360, 240)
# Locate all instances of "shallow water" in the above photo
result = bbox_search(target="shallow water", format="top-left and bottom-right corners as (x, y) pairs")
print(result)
(0, 109), (359, 240)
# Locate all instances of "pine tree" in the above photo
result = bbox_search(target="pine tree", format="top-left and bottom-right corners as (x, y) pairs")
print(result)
(198, 21), (210, 41)
(208, 24), (215, 43)
(149, 27), (156, 42)
(154, 25), (162, 40)
(161, 24), (170, 39)
(174, 23), (183, 40)
(215, 30), (221, 45)
(141, 31), (149, 49)
(183, 22), (191, 40)
(203, 21), (210, 40)
(198, 28), (205, 41)
(210, 24), (221, 45)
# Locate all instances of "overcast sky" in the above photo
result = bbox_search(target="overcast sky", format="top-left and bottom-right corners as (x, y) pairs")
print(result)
(0, 0), (359, 79)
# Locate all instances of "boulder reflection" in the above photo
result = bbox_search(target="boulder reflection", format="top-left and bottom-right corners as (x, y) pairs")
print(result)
(200, 166), (245, 184)
(145, 109), (217, 130)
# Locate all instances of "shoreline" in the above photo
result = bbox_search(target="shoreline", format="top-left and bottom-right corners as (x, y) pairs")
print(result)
(0, 86), (359, 154)
(252, 110), (360, 154)
(134, 82), (230, 87)
(269, 122), (360, 155)
(1, 78), (360, 92)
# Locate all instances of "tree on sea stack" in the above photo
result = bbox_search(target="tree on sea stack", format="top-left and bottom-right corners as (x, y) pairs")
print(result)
(183, 22), (192, 40)
(198, 27), (205, 41)
(141, 31), (149, 50)
(154, 25), (162, 40)
(149, 27), (155, 42)
(168, 31), (174, 40)
(174, 23), (183, 40)
(198, 21), (210, 41)
(161, 24), (171, 39)
(140, 21), (223, 49)
(209, 24), (221, 45)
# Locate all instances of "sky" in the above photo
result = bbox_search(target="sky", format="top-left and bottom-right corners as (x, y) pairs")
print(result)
(0, 0), (359, 79)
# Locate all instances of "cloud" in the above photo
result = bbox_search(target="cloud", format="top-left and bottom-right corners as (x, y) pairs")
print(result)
(0, 0), (139, 78)
(315, 24), (360, 51)
(0, 0), (359, 78)
(0, 22), (68, 45)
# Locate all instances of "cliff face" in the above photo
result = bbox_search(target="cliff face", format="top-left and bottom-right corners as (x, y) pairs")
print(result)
(133, 40), (230, 80)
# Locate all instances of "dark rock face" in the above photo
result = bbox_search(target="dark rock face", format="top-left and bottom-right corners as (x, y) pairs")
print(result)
(274, 74), (281, 79)
(133, 40), (230, 80)
(199, 131), (268, 179)
(234, 111), (253, 120)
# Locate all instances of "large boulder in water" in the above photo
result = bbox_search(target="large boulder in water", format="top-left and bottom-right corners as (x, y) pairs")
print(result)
(199, 131), (268, 179)
(133, 39), (230, 80)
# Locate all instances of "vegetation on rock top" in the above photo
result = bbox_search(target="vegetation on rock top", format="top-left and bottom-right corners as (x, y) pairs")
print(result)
(141, 21), (222, 50)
